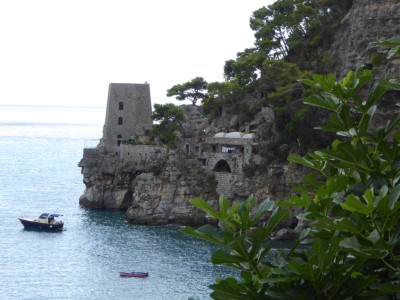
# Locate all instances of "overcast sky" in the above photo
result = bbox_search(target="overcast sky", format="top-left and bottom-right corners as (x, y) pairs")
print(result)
(0, 0), (273, 108)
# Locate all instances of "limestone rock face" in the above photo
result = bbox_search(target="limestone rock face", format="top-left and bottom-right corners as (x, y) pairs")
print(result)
(78, 149), (218, 225)
(78, 150), (135, 209)
(78, 1), (400, 230)
(330, 0), (400, 79)
(125, 170), (212, 226)
(329, 0), (400, 132)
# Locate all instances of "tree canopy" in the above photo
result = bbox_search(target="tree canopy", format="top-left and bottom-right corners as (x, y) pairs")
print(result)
(166, 77), (208, 105)
(150, 103), (185, 147)
(163, 0), (353, 152)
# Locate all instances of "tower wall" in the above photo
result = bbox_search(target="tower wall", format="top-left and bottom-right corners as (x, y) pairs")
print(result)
(102, 83), (152, 152)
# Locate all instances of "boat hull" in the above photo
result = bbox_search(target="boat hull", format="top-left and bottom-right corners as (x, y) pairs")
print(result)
(18, 218), (64, 231)
(119, 272), (148, 278)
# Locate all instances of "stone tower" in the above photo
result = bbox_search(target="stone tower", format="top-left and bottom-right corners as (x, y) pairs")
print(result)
(101, 83), (153, 152)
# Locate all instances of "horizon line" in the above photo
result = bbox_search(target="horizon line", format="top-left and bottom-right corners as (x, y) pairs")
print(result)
(0, 104), (106, 109)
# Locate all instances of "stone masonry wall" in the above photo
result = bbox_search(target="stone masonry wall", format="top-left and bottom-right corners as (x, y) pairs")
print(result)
(119, 144), (167, 166)
(102, 83), (153, 152)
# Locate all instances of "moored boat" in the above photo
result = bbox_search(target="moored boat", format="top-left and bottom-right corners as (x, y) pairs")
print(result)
(18, 213), (64, 231)
(119, 272), (149, 278)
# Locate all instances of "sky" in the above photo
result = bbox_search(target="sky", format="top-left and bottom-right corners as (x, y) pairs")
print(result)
(0, 0), (274, 108)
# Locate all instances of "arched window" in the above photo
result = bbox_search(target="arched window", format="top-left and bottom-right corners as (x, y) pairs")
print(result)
(119, 102), (124, 110)
(117, 134), (122, 146)
(118, 117), (123, 125)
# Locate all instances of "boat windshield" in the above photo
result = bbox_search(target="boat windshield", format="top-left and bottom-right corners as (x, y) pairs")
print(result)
(39, 213), (62, 219)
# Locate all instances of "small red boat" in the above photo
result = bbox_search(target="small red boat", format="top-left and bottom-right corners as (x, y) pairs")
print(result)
(119, 272), (149, 278)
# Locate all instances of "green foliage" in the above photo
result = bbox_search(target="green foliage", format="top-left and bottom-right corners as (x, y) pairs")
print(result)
(183, 64), (400, 299)
(167, 77), (208, 105)
(206, 174), (218, 187)
(250, 0), (316, 59)
(150, 103), (185, 148)
(121, 138), (136, 145)
(372, 36), (400, 59)
(239, 103), (259, 124)
(371, 53), (386, 66)
(249, 0), (351, 64)
(166, 1), (353, 151)
(242, 162), (258, 178)
(147, 156), (167, 176)
(203, 81), (244, 119)
(224, 49), (266, 89)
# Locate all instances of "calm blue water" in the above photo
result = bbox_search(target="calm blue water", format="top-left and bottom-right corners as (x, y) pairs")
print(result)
(0, 105), (232, 300)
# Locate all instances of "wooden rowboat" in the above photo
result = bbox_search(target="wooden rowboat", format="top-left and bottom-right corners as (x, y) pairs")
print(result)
(119, 272), (149, 278)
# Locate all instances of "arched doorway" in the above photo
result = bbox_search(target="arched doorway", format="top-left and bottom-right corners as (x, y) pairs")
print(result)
(213, 160), (232, 172)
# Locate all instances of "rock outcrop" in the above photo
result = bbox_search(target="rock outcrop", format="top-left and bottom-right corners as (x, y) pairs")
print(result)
(78, 0), (400, 234)
(330, 0), (400, 79)
(79, 146), (218, 225)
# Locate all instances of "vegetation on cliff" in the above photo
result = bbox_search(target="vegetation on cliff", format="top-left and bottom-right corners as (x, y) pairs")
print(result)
(150, 103), (186, 147)
(160, 0), (353, 154)
(167, 77), (208, 106)
(183, 59), (400, 298)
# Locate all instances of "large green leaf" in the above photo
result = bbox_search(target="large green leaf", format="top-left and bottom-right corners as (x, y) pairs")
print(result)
(388, 184), (400, 210)
(248, 227), (271, 260)
(365, 79), (400, 110)
(219, 195), (240, 219)
(342, 192), (374, 215)
(333, 216), (367, 234)
(388, 222), (400, 246)
(320, 113), (347, 133)
(190, 197), (220, 219)
(287, 153), (317, 170)
(265, 208), (290, 236)
(303, 94), (340, 112)
(372, 35), (400, 47)
(278, 193), (309, 207)
(320, 142), (373, 173)
(211, 249), (248, 267)
(181, 225), (228, 246)
(299, 73), (336, 91)
(340, 237), (388, 258)
(253, 198), (275, 223)
(231, 236), (251, 262)
(358, 105), (376, 133)
(387, 47), (400, 59)
(340, 68), (372, 100)
(210, 277), (253, 300)
(287, 256), (317, 282)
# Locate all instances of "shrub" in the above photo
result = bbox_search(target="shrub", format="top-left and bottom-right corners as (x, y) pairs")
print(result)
(242, 162), (258, 178)
(182, 66), (400, 299)
(147, 156), (167, 176)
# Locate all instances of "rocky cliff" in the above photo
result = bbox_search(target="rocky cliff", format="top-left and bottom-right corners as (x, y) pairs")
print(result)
(78, 146), (220, 226)
(78, 107), (303, 227)
(78, 0), (400, 234)
(329, 0), (400, 130)
(330, 0), (400, 79)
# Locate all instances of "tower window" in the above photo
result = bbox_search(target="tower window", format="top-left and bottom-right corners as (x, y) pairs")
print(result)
(118, 117), (123, 125)
(119, 102), (124, 110)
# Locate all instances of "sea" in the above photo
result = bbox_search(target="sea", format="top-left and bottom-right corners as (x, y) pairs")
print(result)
(0, 105), (234, 300)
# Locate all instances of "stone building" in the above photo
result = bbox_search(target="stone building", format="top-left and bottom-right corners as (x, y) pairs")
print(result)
(100, 83), (153, 153)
